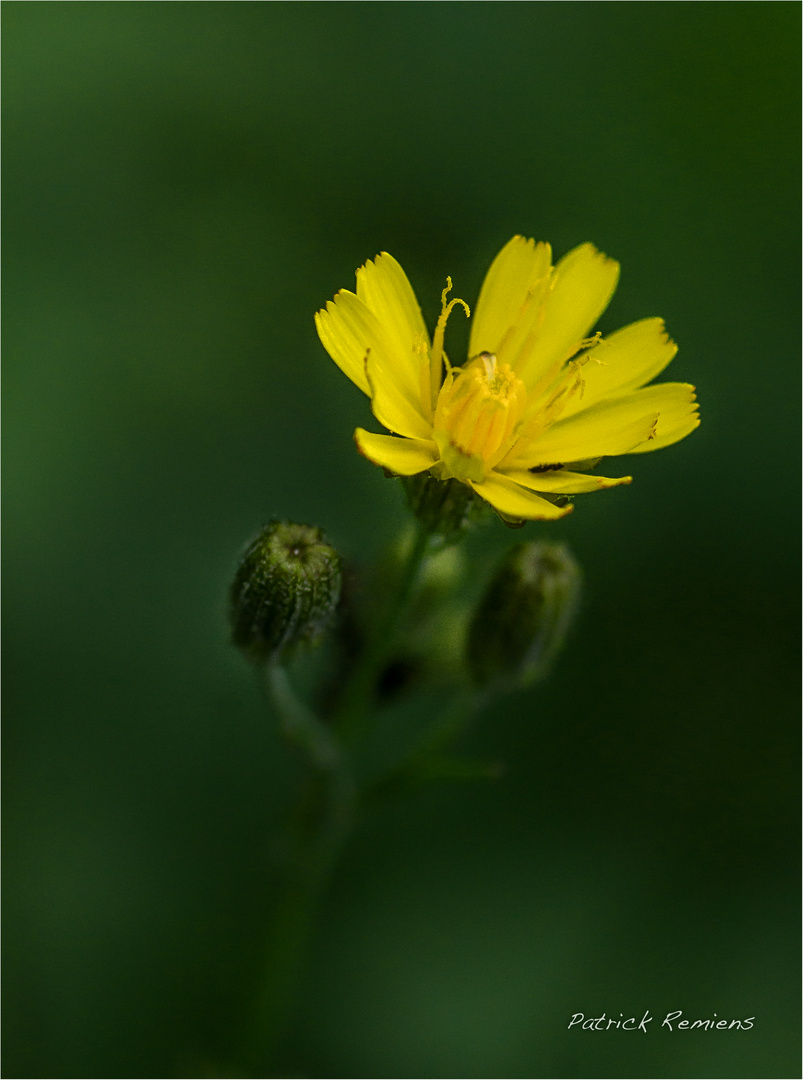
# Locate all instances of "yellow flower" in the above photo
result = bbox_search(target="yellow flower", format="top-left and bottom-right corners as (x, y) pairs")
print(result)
(315, 237), (699, 521)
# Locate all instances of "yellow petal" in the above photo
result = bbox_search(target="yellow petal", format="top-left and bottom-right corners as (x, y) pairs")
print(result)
(511, 400), (659, 465)
(356, 253), (431, 416)
(512, 382), (697, 465)
(356, 252), (429, 348)
(469, 236), (552, 359)
(366, 353), (433, 440)
(560, 318), (678, 419)
(315, 297), (372, 396)
(472, 472), (574, 521)
(516, 243), (620, 386)
(503, 468), (632, 494)
(354, 428), (438, 475)
(627, 385), (700, 452)
(317, 289), (431, 439)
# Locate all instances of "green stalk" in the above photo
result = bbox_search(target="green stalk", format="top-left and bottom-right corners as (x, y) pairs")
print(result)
(234, 524), (433, 1072)
(234, 666), (356, 1075)
(334, 522), (433, 743)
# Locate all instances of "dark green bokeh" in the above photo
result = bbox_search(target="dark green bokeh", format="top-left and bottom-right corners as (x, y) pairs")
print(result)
(4, 4), (799, 1077)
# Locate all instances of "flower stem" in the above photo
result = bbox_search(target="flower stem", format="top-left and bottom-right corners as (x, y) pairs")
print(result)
(235, 666), (356, 1075)
(233, 523), (432, 1071)
(334, 522), (433, 743)
(264, 661), (342, 773)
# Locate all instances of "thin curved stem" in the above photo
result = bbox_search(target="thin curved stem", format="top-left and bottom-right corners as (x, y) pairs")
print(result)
(263, 661), (343, 773)
(334, 523), (433, 743)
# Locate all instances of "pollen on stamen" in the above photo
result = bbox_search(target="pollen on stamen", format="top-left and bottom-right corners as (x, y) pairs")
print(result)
(572, 334), (608, 368)
(566, 359), (586, 401)
(579, 332), (603, 352)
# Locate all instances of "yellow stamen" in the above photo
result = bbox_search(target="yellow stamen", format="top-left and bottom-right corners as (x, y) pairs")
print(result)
(501, 360), (588, 462)
(433, 353), (526, 482)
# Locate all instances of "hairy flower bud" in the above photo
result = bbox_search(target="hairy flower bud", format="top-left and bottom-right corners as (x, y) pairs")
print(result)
(401, 473), (491, 543)
(466, 541), (581, 689)
(229, 521), (342, 664)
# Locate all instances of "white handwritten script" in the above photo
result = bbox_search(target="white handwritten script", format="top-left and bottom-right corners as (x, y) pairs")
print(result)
(568, 1011), (754, 1032)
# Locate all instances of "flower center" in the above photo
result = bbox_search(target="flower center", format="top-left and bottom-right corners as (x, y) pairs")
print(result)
(433, 353), (527, 483)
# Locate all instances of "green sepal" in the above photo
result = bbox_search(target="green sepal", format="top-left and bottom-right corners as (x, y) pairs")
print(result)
(401, 473), (492, 544)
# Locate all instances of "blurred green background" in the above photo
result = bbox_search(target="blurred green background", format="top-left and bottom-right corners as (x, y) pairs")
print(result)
(4, 3), (799, 1077)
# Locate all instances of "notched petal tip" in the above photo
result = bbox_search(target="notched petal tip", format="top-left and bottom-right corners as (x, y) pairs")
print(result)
(319, 289), (358, 316)
(647, 317), (678, 354)
(656, 319), (675, 344)
(357, 251), (410, 282)
(563, 240), (620, 270)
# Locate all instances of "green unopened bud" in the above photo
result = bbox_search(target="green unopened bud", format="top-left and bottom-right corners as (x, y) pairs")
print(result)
(401, 474), (491, 543)
(229, 521), (342, 664)
(466, 541), (581, 689)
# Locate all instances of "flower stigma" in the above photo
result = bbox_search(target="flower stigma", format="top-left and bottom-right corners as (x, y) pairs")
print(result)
(428, 276), (471, 411)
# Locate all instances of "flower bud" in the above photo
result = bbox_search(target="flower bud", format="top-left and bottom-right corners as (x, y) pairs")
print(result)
(401, 473), (491, 543)
(466, 541), (581, 689)
(229, 521), (342, 664)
